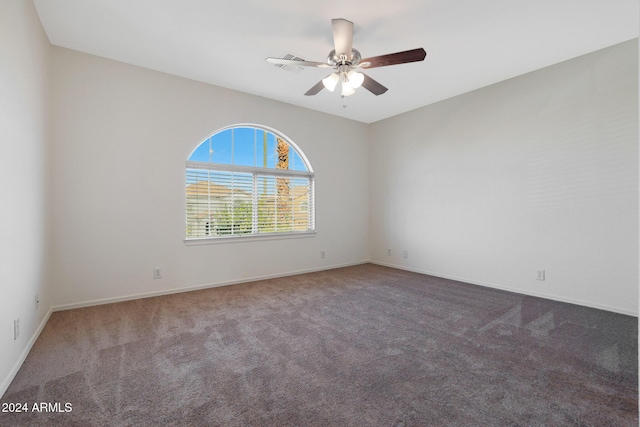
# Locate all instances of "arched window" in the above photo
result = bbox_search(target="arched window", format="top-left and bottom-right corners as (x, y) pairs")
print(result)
(186, 124), (315, 240)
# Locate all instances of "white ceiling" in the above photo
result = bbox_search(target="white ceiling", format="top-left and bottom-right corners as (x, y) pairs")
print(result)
(33, 0), (638, 124)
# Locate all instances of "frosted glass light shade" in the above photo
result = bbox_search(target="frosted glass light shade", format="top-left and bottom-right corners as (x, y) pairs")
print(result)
(341, 80), (355, 97)
(347, 70), (364, 89)
(322, 73), (340, 92)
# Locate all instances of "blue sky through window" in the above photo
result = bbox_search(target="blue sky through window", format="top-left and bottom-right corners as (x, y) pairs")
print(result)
(188, 126), (308, 171)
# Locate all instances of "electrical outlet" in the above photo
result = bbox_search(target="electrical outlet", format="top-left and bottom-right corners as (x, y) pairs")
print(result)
(14, 319), (19, 340)
(321, 251), (325, 259)
(387, 248), (391, 256)
(536, 269), (545, 281)
(403, 250), (408, 259)
(154, 268), (162, 279)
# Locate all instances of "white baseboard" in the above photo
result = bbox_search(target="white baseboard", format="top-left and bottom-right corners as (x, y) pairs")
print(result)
(0, 307), (53, 398)
(370, 260), (638, 317)
(2, 261), (366, 397)
(4, 258), (633, 399)
(52, 260), (370, 312)
(51, 259), (639, 316)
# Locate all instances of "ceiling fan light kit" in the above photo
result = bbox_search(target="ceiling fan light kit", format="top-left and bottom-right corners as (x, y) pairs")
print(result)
(266, 18), (426, 98)
(322, 69), (364, 97)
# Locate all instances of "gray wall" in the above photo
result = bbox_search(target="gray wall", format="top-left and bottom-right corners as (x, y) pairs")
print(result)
(49, 47), (370, 308)
(369, 40), (638, 315)
(0, 0), (52, 394)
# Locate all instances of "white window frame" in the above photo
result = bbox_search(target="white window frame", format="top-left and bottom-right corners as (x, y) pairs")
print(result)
(185, 124), (315, 244)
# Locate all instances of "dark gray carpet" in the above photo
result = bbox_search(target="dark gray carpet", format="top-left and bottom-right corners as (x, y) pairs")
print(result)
(1, 264), (637, 426)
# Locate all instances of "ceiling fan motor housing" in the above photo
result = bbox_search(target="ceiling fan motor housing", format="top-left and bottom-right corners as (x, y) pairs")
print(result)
(328, 48), (361, 67)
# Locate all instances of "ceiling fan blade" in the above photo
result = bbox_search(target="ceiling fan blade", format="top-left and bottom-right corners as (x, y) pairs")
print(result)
(331, 18), (353, 60)
(304, 80), (325, 96)
(359, 48), (426, 69)
(266, 57), (332, 68)
(361, 73), (388, 95)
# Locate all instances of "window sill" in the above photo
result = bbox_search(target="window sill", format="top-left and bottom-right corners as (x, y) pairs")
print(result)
(184, 231), (316, 246)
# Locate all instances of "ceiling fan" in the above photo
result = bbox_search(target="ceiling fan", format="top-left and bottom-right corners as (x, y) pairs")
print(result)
(266, 18), (426, 97)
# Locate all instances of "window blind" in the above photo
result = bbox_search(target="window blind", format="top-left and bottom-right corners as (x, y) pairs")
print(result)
(186, 163), (314, 239)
